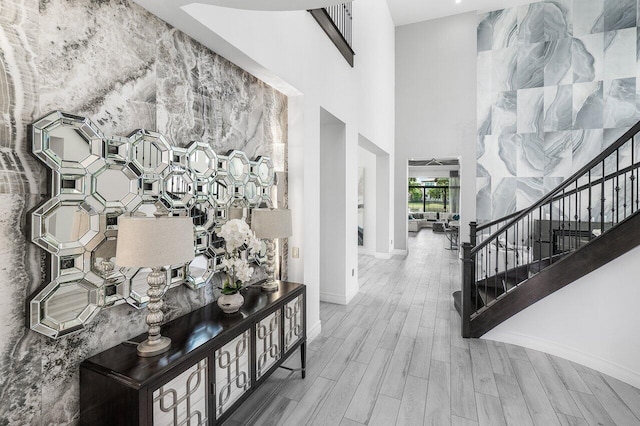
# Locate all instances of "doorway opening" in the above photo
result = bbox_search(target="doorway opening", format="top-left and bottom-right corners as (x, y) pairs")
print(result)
(407, 158), (460, 235)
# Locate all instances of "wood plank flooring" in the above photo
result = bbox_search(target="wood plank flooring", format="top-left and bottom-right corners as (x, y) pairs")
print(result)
(224, 230), (640, 425)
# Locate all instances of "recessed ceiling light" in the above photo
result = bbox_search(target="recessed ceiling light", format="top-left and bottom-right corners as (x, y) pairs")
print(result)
(456, 0), (461, 3)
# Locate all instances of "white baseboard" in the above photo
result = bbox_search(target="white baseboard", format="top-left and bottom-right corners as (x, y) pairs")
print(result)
(358, 248), (392, 259)
(358, 248), (375, 256)
(345, 286), (359, 304)
(320, 288), (359, 305)
(307, 320), (322, 343)
(482, 331), (640, 389)
(392, 249), (408, 258)
(374, 251), (392, 259)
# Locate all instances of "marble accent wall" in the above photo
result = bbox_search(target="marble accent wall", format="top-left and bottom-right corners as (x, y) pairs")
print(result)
(0, 0), (287, 424)
(477, 0), (639, 221)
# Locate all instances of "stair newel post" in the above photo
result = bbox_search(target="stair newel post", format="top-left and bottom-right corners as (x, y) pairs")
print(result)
(470, 221), (477, 246)
(461, 242), (474, 338)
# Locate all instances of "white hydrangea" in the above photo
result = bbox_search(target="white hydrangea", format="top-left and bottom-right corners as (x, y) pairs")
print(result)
(247, 235), (262, 254)
(219, 219), (251, 252)
(219, 218), (263, 288)
(235, 262), (254, 283)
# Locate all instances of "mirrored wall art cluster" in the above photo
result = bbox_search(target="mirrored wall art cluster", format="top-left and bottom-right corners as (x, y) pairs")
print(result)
(29, 111), (276, 338)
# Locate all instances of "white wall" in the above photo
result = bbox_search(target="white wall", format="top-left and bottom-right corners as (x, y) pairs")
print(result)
(320, 110), (352, 304)
(358, 144), (377, 254)
(409, 165), (459, 179)
(484, 245), (640, 388)
(395, 13), (477, 251)
(134, 0), (395, 340)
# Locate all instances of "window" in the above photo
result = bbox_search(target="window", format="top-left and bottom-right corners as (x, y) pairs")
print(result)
(408, 177), (457, 213)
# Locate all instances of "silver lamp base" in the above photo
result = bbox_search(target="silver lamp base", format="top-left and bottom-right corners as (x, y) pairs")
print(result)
(261, 279), (279, 292)
(262, 239), (279, 292)
(137, 336), (171, 357)
(138, 267), (171, 357)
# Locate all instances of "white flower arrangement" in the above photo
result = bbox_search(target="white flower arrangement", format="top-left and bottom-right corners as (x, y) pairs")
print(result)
(218, 218), (262, 294)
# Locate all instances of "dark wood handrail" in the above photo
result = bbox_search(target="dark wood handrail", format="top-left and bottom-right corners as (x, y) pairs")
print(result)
(309, 3), (354, 67)
(470, 119), (640, 255)
(550, 162), (639, 201)
(477, 161), (640, 233)
(476, 209), (524, 231)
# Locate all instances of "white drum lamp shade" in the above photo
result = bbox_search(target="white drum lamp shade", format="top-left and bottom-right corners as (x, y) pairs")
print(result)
(251, 209), (292, 239)
(115, 215), (194, 357)
(116, 216), (195, 267)
(251, 209), (292, 292)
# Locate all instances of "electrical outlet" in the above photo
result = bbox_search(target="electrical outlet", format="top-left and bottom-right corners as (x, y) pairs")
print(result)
(352, 269), (355, 277)
(292, 247), (299, 258)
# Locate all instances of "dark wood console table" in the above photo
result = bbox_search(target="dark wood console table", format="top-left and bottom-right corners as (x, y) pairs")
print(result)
(80, 281), (306, 425)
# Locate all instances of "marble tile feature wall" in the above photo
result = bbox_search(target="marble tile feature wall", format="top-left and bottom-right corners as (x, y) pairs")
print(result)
(0, 0), (287, 424)
(477, 0), (640, 221)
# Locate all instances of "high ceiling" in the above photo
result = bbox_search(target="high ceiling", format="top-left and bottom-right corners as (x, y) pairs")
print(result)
(386, 0), (539, 26)
(153, 0), (354, 10)
(137, 0), (541, 29)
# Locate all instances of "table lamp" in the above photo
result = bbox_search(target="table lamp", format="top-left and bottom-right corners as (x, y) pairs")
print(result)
(251, 208), (292, 292)
(115, 215), (194, 357)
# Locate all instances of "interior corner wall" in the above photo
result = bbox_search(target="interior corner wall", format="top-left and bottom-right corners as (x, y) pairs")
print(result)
(375, 152), (391, 255)
(319, 109), (349, 303)
(358, 144), (377, 254)
(287, 95), (305, 286)
(0, 1), (288, 423)
(394, 12), (478, 251)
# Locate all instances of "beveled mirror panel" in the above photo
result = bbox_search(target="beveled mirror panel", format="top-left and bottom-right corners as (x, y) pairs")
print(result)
(32, 111), (103, 171)
(30, 277), (101, 338)
(29, 111), (277, 338)
(186, 255), (215, 290)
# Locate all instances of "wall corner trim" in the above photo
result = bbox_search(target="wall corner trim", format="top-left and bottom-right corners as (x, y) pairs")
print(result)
(374, 251), (392, 259)
(307, 320), (322, 343)
(392, 249), (408, 258)
(319, 288), (358, 305)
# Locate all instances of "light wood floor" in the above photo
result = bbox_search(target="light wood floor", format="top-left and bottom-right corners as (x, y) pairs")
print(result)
(225, 230), (640, 426)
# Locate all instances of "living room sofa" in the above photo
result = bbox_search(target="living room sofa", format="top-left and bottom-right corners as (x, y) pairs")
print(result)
(408, 212), (459, 232)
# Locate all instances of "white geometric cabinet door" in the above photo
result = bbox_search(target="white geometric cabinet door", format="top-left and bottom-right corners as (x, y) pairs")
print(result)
(255, 309), (281, 380)
(284, 295), (303, 352)
(214, 330), (251, 419)
(152, 358), (208, 426)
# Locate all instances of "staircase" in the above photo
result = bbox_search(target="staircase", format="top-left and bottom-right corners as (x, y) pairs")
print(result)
(309, 2), (354, 67)
(454, 120), (640, 338)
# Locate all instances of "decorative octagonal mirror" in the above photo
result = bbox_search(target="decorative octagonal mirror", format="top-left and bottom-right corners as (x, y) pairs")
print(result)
(30, 277), (101, 338)
(32, 199), (101, 255)
(254, 156), (275, 187)
(128, 129), (171, 176)
(32, 111), (103, 171)
(187, 141), (218, 179)
(186, 255), (215, 290)
(227, 150), (250, 185)
(161, 169), (196, 211)
(28, 111), (278, 339)
(90, 163), (142, 212)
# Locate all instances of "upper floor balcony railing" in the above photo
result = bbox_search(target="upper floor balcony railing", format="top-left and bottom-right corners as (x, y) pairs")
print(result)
(309, 2), (354, 66)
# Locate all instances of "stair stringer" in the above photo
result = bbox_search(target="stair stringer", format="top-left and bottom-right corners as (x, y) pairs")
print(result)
(468, 210), (640, 338)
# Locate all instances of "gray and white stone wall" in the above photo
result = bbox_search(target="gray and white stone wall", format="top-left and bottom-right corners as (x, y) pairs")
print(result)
(0, 0), (287, 423)
(477, 0), (639, 220)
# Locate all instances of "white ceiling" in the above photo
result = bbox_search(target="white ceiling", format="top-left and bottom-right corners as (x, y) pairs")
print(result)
(386, 0), (539, 27)
(176, 0), (351, 11)
(409, 165), (459, 179)
(139, 0), (539, 31)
